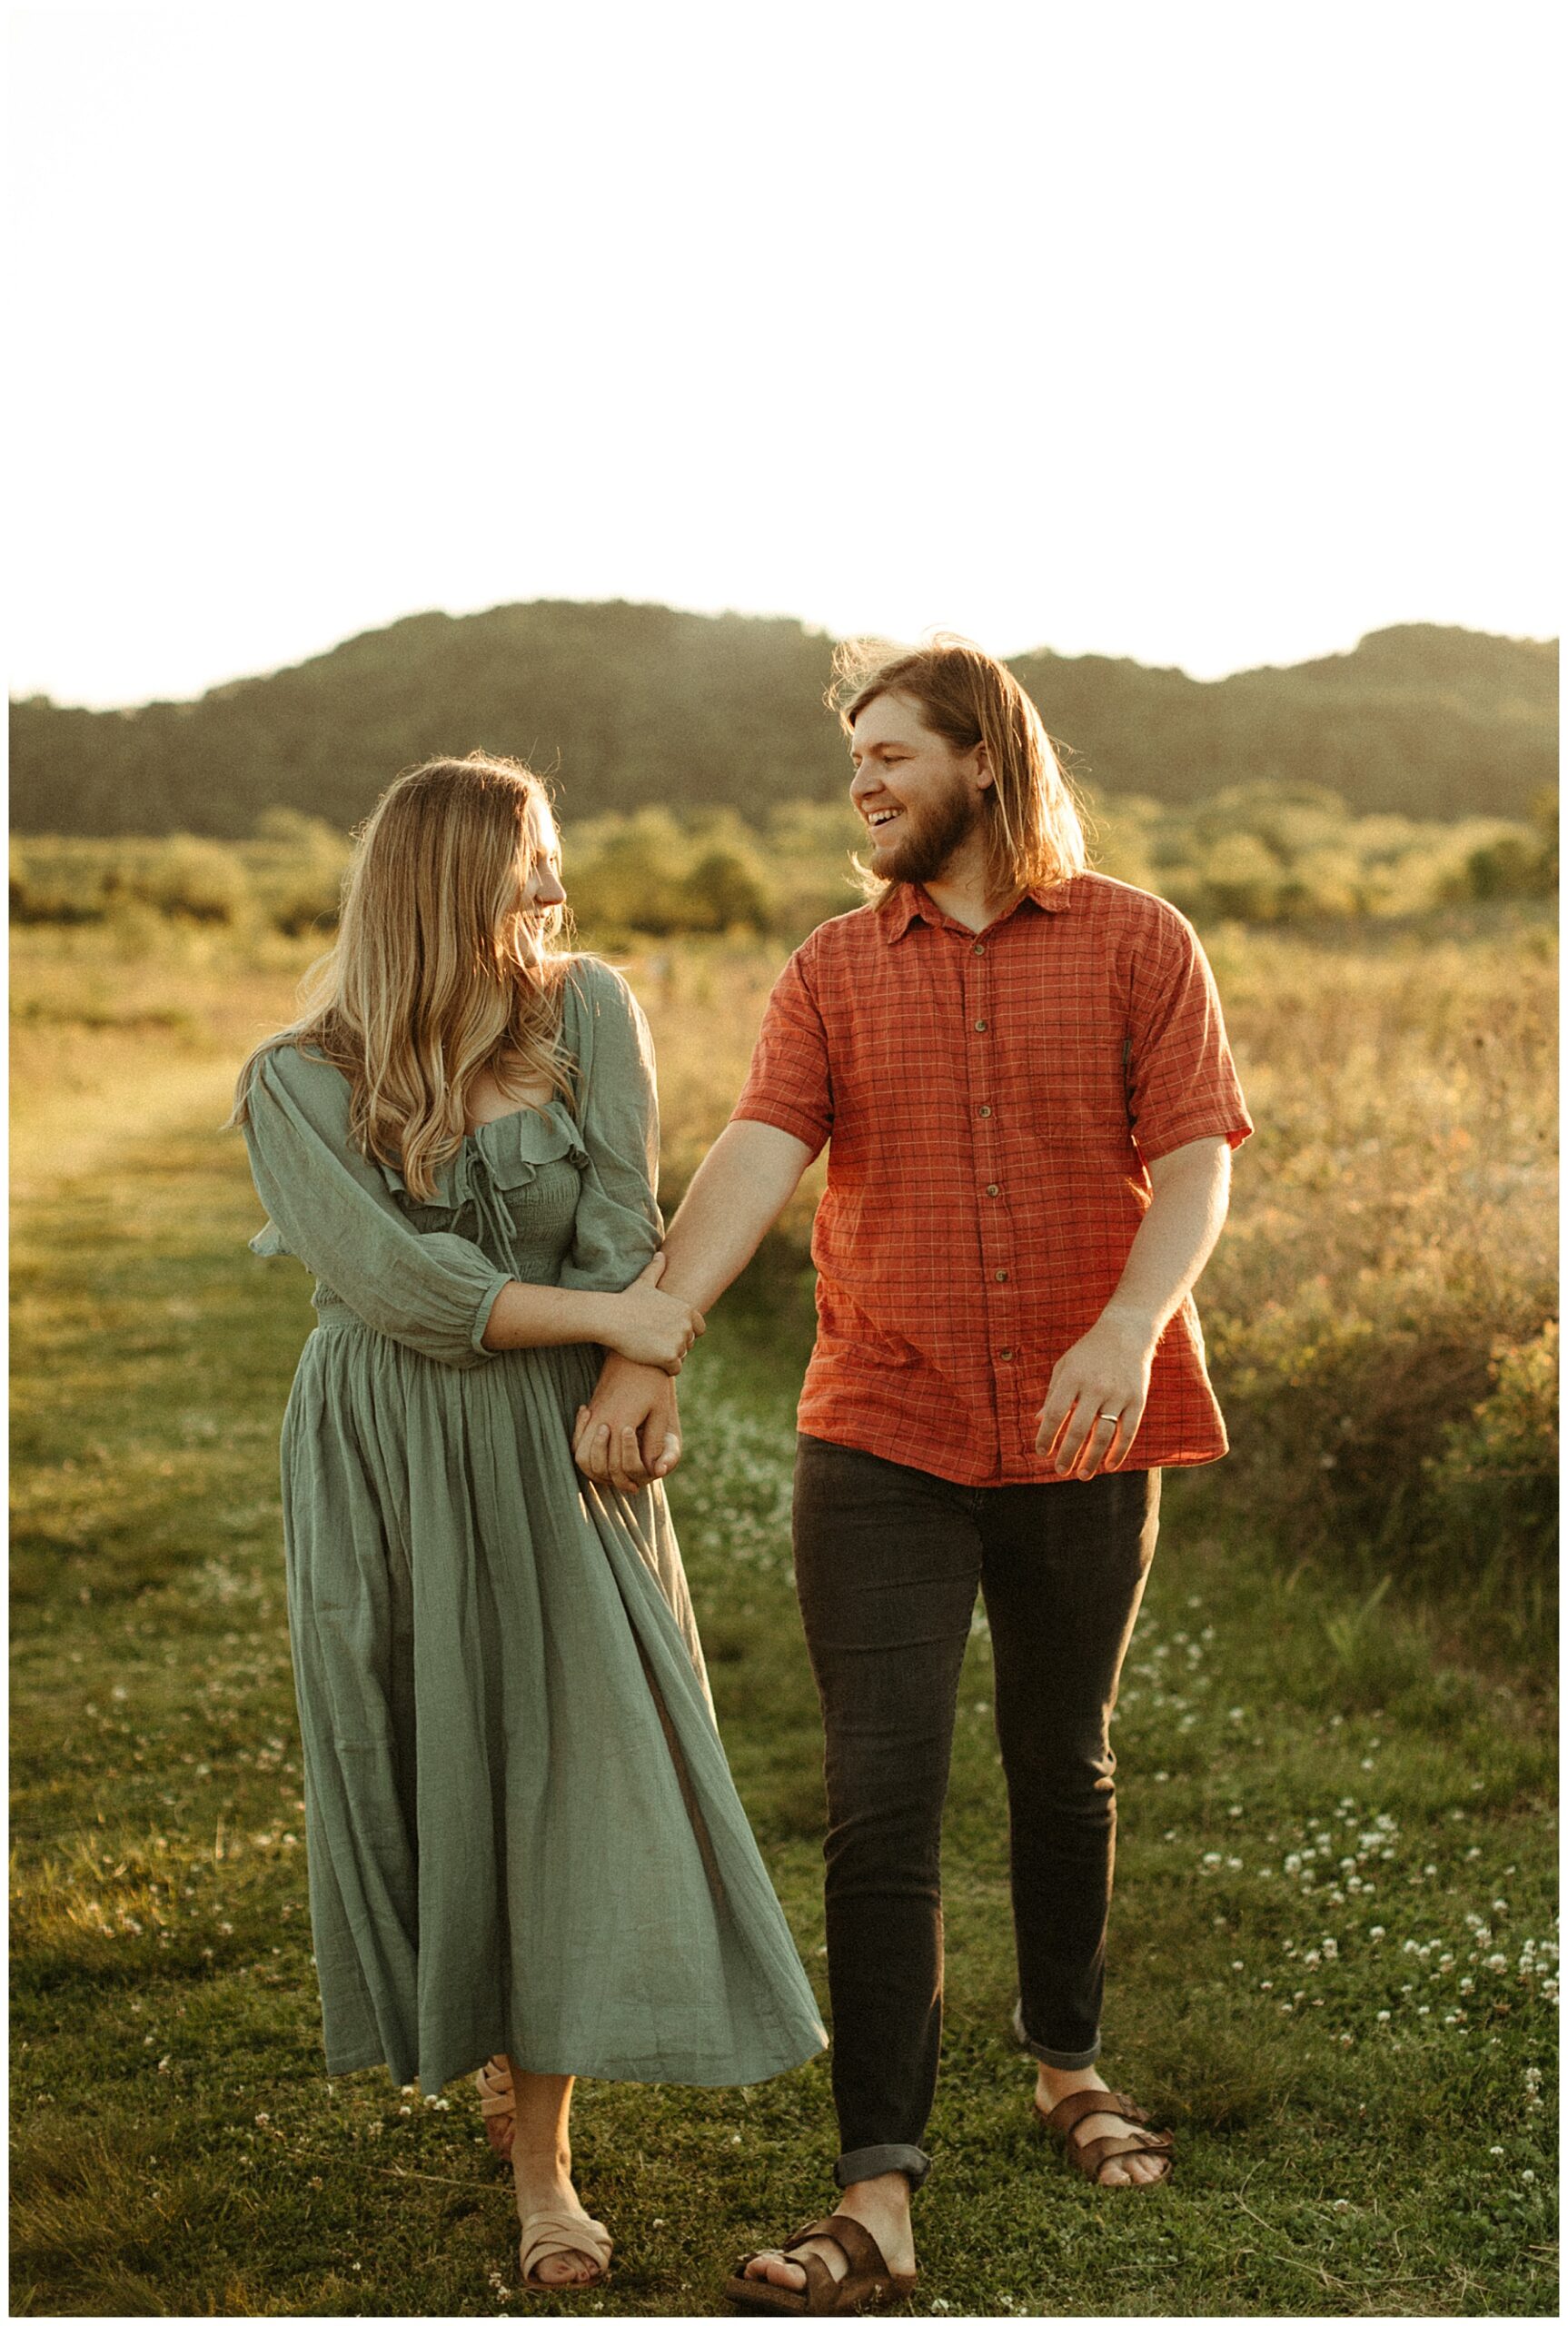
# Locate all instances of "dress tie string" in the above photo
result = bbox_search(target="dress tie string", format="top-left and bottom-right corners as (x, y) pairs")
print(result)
(460, 1144), (527, 1280)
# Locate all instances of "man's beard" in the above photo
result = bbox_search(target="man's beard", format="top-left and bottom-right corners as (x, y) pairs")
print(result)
(872, 779), (983, 888)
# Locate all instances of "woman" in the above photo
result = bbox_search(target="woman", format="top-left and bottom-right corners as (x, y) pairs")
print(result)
(233, 753), (825, 2291)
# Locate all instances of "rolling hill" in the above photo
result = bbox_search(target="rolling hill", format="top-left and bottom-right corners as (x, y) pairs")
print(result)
(9, 602), (1556, 838)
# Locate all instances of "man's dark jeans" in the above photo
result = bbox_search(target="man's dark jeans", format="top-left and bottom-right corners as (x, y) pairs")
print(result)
(791, 1434), (1161, 2193)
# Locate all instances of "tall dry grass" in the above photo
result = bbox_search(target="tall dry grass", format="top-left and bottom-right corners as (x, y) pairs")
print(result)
(11, 905), (1556, 1607)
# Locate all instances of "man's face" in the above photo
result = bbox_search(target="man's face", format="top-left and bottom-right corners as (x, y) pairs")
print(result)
(849, 691), (986, 888)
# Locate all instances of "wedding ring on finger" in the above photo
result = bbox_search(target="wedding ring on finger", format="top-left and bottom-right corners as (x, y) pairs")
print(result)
(1097, 1409), (1122, 1421)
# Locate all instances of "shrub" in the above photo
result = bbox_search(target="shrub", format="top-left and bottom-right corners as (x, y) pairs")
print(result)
(246, 810), (351, 936)
(128, 838), (249, 924)
(9, 840), (108, 925)
(1424, 1321), (1559, 1566)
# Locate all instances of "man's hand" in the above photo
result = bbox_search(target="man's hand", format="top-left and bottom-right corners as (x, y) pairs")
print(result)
(1034, 1310), (1156, 1478)
(573, 1354), (681, 1494)
(1035, 1138), (1232, 1479)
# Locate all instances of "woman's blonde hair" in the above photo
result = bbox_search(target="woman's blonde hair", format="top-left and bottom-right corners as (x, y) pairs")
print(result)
(829, 633), (1088, 908)
(232, 752), (575, 1199)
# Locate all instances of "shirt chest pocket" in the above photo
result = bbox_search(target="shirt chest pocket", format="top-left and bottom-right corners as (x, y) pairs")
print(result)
(1010, 1023), (1135, 1149)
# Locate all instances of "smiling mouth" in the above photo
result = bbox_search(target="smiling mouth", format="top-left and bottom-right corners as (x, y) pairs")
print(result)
(865, 809), (903, 836)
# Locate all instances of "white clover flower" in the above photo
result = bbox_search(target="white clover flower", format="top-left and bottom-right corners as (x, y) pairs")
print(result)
(1376, 2010), (1391, 2023)
(1370, 1926), (1385, 1941)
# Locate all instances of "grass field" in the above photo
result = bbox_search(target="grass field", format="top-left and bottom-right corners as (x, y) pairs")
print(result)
(9, 917), (1559, 2316)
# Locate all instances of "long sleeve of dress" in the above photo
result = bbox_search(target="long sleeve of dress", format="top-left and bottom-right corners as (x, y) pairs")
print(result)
(557, 958), (664, 1293)
(243, 1045), (511, 1369)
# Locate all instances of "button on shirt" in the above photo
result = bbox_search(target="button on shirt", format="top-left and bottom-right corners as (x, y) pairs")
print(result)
(730, 872), (1254, 1486)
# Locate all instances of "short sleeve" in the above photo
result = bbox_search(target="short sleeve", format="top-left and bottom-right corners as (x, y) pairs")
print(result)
(1126, 905), (1254, 1164)
(556, 958), (664, 1292)
(242, 1046), (511, 1368)
(729, 945), (833, 1158)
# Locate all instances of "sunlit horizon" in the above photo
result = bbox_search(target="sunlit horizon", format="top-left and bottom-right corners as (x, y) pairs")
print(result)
(16, 589), (1559, 719)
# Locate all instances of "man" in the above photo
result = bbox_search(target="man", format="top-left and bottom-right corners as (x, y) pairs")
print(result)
(574, 637), (1252, 2310)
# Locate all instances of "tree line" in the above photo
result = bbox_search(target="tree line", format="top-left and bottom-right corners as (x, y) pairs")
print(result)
(9, 601), (1558, 839)
(12, 785), (1554, 947)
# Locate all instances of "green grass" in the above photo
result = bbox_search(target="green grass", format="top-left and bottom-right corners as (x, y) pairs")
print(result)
(10, 1082), (1559, 2316)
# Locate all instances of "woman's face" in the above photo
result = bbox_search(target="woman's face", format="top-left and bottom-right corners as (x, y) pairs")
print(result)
(516, 796), (566, 959)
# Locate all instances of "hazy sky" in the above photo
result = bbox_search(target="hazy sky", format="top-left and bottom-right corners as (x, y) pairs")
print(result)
(9, 1), (1558, 706)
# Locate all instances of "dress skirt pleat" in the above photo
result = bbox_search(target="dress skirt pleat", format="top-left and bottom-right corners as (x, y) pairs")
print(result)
(282, 1316), (827, 2094)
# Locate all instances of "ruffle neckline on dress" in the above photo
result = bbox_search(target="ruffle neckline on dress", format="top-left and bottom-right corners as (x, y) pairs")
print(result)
(250, 1096), (586, 1268)
(382, 1103), (590, 1278)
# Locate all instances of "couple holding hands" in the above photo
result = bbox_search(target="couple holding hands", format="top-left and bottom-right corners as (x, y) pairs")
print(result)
(236, 637), (1250, 2309)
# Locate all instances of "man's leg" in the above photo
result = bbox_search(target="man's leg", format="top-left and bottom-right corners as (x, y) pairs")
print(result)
(744, 1434), (979, 2292)
(980, 1467), (1165, 2183)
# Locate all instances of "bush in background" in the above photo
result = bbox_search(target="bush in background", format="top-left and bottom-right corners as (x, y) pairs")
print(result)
(1192, 924), (1557, 1614)
(1424, 1320), (1559, 1575)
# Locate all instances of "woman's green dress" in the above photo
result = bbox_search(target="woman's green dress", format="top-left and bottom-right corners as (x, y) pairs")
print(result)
(242, 954), (826, 2094)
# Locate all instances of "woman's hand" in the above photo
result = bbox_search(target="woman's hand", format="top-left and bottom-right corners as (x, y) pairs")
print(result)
(574, 1357), (682, 1490)
(606, 1255), (706, 1374)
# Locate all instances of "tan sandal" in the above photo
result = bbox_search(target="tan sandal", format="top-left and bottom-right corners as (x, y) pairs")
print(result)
(724, 2212), (917, 2314)
(475, 2054), (514, 2162)
(518, 2205), (612, 2291)
(1034, 2086), (1174, 2187)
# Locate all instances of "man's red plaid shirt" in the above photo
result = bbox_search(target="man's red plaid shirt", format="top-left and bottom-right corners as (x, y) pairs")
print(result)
(731, 872), (1254, 1486)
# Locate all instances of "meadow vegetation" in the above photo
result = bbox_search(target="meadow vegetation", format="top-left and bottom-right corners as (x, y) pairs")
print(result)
(9, 870), (1557, 2313)
(10, 776), (1556, 953)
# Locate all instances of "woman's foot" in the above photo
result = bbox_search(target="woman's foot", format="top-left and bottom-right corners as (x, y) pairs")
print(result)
(1033, 2063), (1171, 2186)
(476, 2055), (515, 2160)
(496, 2058), (610, 2287)
(513, 2154), (610, 2288)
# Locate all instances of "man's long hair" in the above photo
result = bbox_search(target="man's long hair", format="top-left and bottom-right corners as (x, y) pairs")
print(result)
(231, 752), (576, 1199)
(830, 634), (1088, 908)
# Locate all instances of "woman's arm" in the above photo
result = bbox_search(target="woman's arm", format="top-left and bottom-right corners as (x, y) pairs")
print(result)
(243, 1045), (700, 1371)
(573, 1119), (813, 1487)
(484, 1257), (700, 1370)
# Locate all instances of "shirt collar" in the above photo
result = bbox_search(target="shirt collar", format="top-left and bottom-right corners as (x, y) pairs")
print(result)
(883, 879), (1075, 943)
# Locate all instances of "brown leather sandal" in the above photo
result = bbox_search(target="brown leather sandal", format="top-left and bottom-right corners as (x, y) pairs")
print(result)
(724, 2212), (917, 2314)
(1034, 2086), (1174, 2187)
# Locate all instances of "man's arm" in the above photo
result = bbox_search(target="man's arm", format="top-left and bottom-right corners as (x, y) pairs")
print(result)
(572, 1120), (814, 1491)
(1034, 1136), (1233, 1479)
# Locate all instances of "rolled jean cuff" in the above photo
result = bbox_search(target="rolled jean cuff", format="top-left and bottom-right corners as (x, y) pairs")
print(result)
(835, 2142), (931, 2192)
(1012, 1998), (1100, 2073)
